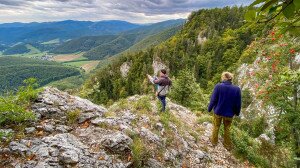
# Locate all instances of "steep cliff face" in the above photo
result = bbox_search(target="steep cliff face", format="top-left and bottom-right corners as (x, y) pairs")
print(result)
(0, 87), (248, 168)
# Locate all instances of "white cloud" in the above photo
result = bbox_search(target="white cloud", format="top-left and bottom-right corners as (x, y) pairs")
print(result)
(0, 0), (252, 23)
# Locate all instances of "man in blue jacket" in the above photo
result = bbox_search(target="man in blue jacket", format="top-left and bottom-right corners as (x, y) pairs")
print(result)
(208, 72), (241, 150)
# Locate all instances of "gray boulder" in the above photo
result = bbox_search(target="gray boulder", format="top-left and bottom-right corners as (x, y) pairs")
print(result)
(101, 132), (133, 153)
(25, 127), (36, 134)
(9, 141), (28, 156)
(59, 150), (79, 164)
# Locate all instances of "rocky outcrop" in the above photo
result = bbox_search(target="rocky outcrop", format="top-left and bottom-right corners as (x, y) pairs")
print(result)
(152, 59), (168, 75)
(0, 88), (247, 168)
(197, 32), (207, 45)
(32, 87), (106, 121)
(120, 62), (131, 78)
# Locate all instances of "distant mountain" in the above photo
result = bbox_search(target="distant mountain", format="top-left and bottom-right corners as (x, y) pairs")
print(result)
(0, 44), (8, 51)
(0, 20), (141, 45)
(2, 44), (31, 55)
(82, 19), (184, 60)
(124, 25), (182, 53)
(51, 35), (119, 54)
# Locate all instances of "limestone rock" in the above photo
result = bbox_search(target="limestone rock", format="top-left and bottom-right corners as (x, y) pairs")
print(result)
(25, 127), (36, 134)
(101, 132), (133, 153)
(59, 150), (79, 164)
(120, 62), (131, 78)
(140, 127), (161, 144)
(9, 141), (28, 156)
(31, 87), (107, 119)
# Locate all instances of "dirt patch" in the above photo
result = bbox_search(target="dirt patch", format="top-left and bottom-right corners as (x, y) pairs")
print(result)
(52, 53), (84, 62)
(81, 61), (100, 72)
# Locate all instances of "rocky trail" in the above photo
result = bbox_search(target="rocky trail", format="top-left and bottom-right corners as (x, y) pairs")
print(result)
(0, 87), (250, 168)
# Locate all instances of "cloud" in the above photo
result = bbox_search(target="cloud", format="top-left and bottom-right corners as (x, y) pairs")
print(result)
(0, 0), (252, 23)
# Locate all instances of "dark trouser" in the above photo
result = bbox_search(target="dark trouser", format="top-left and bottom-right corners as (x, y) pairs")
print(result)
(211, 114), (233, 150)
(157, 95), (166, 112)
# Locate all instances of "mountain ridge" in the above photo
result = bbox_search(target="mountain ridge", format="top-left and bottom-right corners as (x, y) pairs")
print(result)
(0, 20), (142, 45)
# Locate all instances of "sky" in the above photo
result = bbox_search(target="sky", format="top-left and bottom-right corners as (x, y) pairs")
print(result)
(0, 0), (252, 24)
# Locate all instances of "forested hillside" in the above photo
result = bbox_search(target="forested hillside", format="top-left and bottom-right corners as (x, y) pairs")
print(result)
(0, 57), (80, 93)
(2, 44), (31, 55)
(51, 35), (119, 54)
(52, 19), (184, 60)
(82, 7), (270, 104)
(124, 25), (182, 53)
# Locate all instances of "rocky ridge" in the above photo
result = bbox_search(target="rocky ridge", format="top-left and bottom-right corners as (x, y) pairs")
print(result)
(0, 87), (249, 168)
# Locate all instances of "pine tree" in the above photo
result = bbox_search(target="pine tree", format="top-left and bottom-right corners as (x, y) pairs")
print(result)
(169, 69), (208, 111)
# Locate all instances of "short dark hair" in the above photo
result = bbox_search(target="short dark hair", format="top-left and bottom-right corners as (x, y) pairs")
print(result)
(160, 69), (167, 74)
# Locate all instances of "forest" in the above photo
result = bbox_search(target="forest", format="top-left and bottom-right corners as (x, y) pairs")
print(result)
(0, 57), (80, 93)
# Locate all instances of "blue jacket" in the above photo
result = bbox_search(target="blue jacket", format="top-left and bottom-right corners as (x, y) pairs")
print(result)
(208, 81), (242, 117)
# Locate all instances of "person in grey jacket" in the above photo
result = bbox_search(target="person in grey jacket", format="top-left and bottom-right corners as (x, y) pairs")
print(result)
(147, 69), (172, 112)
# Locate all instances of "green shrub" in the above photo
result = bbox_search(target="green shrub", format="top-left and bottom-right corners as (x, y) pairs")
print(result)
(169, 69), (208, 111)
(131, 135), (151, 167)
(0, 130), (13, 141)
(133, 96), (152, 114)
(231, 126), (270, 167)
(17, 78), (39, 106)
(159, 111), (181, 129)
(235, 116), (268, 138)
(0, 78), (38, 125)
(66, 109), (81, 125)
(197, 113), (213, 124)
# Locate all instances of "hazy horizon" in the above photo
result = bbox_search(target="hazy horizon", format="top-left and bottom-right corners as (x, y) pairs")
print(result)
(0, 18), (185, 25)
(0, 0), (251, 24)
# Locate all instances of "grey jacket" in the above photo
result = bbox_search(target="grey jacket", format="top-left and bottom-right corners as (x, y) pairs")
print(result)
(150, 76), (172, 96)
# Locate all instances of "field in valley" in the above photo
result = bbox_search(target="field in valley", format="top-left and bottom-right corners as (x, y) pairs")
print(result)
(64, 60), (100, 72)
(51, 52), (99, 72)
(51, 52), (86, 62)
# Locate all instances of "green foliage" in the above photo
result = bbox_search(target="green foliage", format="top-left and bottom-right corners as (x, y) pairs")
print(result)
(66, 109), (81, 125)
(125, 25), (182, 53)
(0, 78), (38, 125)
(231, 126), (270, 167)
(0, 56), (81, 93)
(159, 111), (182, 130)
(17, 78), (39, 105)
(197, 113), (213, 124)
(246, 0), (300, 34)
(238, 30), (299, 166)
(169, 69), (209, 111)
(132, 96), (152, 114)
(231, 124), (294, 167)
(48, 75), (85, 91)
(234, 116), (268, 138)
(0, 130), (13, 141)
(130, 135), (151, 167)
